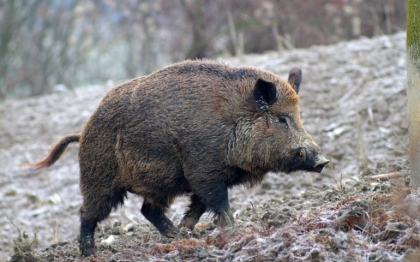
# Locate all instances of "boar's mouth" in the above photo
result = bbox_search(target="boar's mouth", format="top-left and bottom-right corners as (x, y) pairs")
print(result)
(283, 148), (329, 174)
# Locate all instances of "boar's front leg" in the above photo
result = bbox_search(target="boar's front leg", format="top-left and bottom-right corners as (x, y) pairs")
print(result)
(186, 172), (235, 228)
(205, 182), (235, 227)
(208, 184), (235, 227)
(141, 199), (179, 238)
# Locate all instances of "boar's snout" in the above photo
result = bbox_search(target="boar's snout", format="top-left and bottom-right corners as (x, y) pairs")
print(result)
(297, 148), (329, 173)
(313, 154), (330, 173)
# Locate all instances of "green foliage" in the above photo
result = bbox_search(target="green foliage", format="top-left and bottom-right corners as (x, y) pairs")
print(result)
(407, 0), (420, 60)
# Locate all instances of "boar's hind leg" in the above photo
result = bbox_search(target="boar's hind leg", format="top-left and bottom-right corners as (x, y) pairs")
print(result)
(79, 201), (112, 256)
(79, 187), (126, 256)
(141, 199), (179, 238)
(179, 194), (207, 229)
(79, 217), (97, 257)
(79, 176), (126, 256)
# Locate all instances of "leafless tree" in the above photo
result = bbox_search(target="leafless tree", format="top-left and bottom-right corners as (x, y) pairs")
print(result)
(0, 0), (407, 99)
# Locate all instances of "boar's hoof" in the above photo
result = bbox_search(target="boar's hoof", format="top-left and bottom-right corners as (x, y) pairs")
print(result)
(161, 224), (179, 238)
(79, 236), (95, 257)
(214, 211), (235, 228)
(178, 216), (199, 230)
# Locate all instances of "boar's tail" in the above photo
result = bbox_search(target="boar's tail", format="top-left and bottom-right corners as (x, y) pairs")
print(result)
(26, 134), (80, 170)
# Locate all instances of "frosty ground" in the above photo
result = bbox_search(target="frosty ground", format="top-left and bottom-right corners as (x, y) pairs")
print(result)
(1, 32), (420, 261)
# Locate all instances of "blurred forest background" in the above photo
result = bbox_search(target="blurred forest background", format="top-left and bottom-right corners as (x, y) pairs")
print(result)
(0, 0), (406, 99)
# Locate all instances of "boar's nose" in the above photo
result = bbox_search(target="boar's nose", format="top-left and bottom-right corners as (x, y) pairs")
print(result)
(313, 154), (330, 173)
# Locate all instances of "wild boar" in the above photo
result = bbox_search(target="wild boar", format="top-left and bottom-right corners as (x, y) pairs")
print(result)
(30, 60), (329, 256)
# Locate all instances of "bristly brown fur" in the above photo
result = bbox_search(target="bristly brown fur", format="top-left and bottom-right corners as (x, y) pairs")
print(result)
(26, 134), (80, 170)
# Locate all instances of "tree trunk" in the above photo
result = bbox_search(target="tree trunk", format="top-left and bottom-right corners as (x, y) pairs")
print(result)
(179, 0), (210, 59)
(407, 0), (420, 187)
(0, 0), (16, 97)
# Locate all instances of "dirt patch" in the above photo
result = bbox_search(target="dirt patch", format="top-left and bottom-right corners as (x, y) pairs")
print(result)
(2, 32), (419, 261)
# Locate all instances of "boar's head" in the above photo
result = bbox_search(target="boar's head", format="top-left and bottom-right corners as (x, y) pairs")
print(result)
(227, 68), (329, 176)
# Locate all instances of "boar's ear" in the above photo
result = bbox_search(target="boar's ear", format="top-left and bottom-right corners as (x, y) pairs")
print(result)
(253, 79), (278, 112)
(288, 68), (302, 94)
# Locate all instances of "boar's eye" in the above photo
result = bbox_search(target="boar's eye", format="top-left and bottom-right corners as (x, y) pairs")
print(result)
(278, 116), (289, 128)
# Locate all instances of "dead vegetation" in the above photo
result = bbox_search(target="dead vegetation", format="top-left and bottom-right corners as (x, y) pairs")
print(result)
(23, 181), (420, 261)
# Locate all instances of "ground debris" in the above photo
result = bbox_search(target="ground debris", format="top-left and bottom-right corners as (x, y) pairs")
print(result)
(10, 231), (40, 262)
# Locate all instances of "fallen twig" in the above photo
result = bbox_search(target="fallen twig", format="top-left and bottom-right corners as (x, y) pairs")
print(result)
(369, 172), (403, 181)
